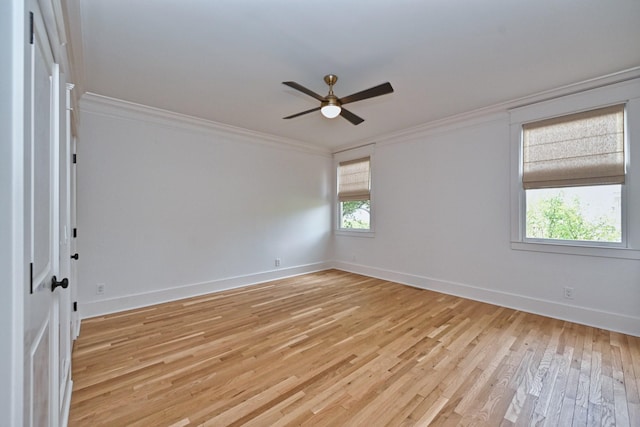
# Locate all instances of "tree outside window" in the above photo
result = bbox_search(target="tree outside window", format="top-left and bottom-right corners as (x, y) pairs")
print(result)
(340, 200), (370, 229)
(526, 185), (621, 242)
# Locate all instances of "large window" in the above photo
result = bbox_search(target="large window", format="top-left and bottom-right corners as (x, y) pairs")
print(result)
(510, 78), (640, 259)
(337, 156), (371, 231)
(522, 105), (625, 244)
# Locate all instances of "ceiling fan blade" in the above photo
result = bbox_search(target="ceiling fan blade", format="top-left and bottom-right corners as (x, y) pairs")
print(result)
(282, 81), (326, 102)
(283, 106), (321, 120)
(339, 82), (394, 105)
(340, 108), (365, 125)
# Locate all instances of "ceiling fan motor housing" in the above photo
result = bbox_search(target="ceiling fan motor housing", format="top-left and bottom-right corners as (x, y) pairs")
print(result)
(322, 94), (340, 108)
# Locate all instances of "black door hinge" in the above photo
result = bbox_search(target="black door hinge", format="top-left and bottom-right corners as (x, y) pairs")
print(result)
(73, 228), (77, 238)
(73, 302), (78, 312)
(73, 154), (77, 164)
(29, 12), (34, 45)
(29, 262), (33, 294)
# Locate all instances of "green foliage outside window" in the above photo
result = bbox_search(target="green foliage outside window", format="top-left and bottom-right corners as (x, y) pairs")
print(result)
(526, 192), (620, 242)
(341, 200), (370, 229)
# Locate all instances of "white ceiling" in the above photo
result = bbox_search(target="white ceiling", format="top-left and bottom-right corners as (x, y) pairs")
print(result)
(68, 0), (640, 151)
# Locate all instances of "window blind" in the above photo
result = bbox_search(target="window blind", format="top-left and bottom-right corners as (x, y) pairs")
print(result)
(338, 157), (370, 201)
(522, 104), (625, 189)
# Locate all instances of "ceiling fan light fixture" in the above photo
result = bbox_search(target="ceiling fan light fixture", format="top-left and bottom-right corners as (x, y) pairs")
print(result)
(321, 96), (341, 119)
(283, 74), (393, 125)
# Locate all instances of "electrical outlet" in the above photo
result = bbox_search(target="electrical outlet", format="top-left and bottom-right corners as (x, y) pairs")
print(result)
(275, 258), (281, 267)
(96, 283), (105, 295)
(563, 286), (574, 299)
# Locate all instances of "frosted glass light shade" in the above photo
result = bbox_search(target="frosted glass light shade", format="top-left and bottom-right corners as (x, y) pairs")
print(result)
(321, 104), (341, 119)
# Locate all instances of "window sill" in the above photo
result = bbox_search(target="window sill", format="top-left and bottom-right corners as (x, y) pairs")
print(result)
(335, 229), (375, 238)
(511, 241), (640, 260)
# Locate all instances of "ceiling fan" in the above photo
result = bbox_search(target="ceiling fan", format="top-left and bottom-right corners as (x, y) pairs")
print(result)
(282, 74), (394, 125)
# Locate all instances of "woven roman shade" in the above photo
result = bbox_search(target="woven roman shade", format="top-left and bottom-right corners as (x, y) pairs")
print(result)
(522, 104), (625, 189)
(338, 157), (371, 201)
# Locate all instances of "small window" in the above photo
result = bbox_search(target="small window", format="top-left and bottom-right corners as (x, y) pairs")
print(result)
(521, 104), (625, 245)
(337, 157), (371, 231)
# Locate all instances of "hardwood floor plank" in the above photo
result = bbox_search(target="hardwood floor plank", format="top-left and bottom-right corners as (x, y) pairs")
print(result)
(612, 344), (631, 427)
(413, 396), (449, 426)
(574, 326), (594, 426)
(505, 321), (552, 424)
(542, 344), (574, 426)
(619, 334), (640, 426)
(559, 324), (587, 426)
(68, 270), (640, 426)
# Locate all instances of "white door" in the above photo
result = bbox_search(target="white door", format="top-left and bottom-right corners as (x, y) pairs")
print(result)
(24, 5), (63, 427)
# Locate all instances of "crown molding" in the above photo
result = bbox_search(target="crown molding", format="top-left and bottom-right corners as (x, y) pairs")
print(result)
(334, 67), (640, 153)
(79, 93), (332, 157)
(78, 67), (640, 157)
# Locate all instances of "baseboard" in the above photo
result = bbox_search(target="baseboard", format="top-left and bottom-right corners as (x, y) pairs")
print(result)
(80, 262), (331, 319)
(331, 261), (640, 337)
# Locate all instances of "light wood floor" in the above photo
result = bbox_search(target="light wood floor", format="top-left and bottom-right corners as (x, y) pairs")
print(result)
(69, 270), (640, 426)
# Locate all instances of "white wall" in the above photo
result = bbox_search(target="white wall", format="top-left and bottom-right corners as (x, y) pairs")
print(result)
(75, 85), (639, 336)
(77, 97), (333, 316)
(334, 112), (640, 336)
(1, 1), (15, 423)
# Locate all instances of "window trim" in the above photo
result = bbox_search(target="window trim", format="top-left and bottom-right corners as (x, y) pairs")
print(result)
(510, 78), (640, 259)
(334, 145), (375, 237)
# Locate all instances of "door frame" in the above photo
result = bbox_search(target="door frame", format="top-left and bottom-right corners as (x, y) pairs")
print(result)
(3, 1), (27, 425)
(58, 80), (75, 426)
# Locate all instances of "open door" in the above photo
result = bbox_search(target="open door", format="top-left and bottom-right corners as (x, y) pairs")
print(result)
(23, 4), (66, 426)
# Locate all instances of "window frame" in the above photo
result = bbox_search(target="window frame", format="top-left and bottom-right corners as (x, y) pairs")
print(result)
(510, 79), (640, 260)
(334, 145), (375, 237)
